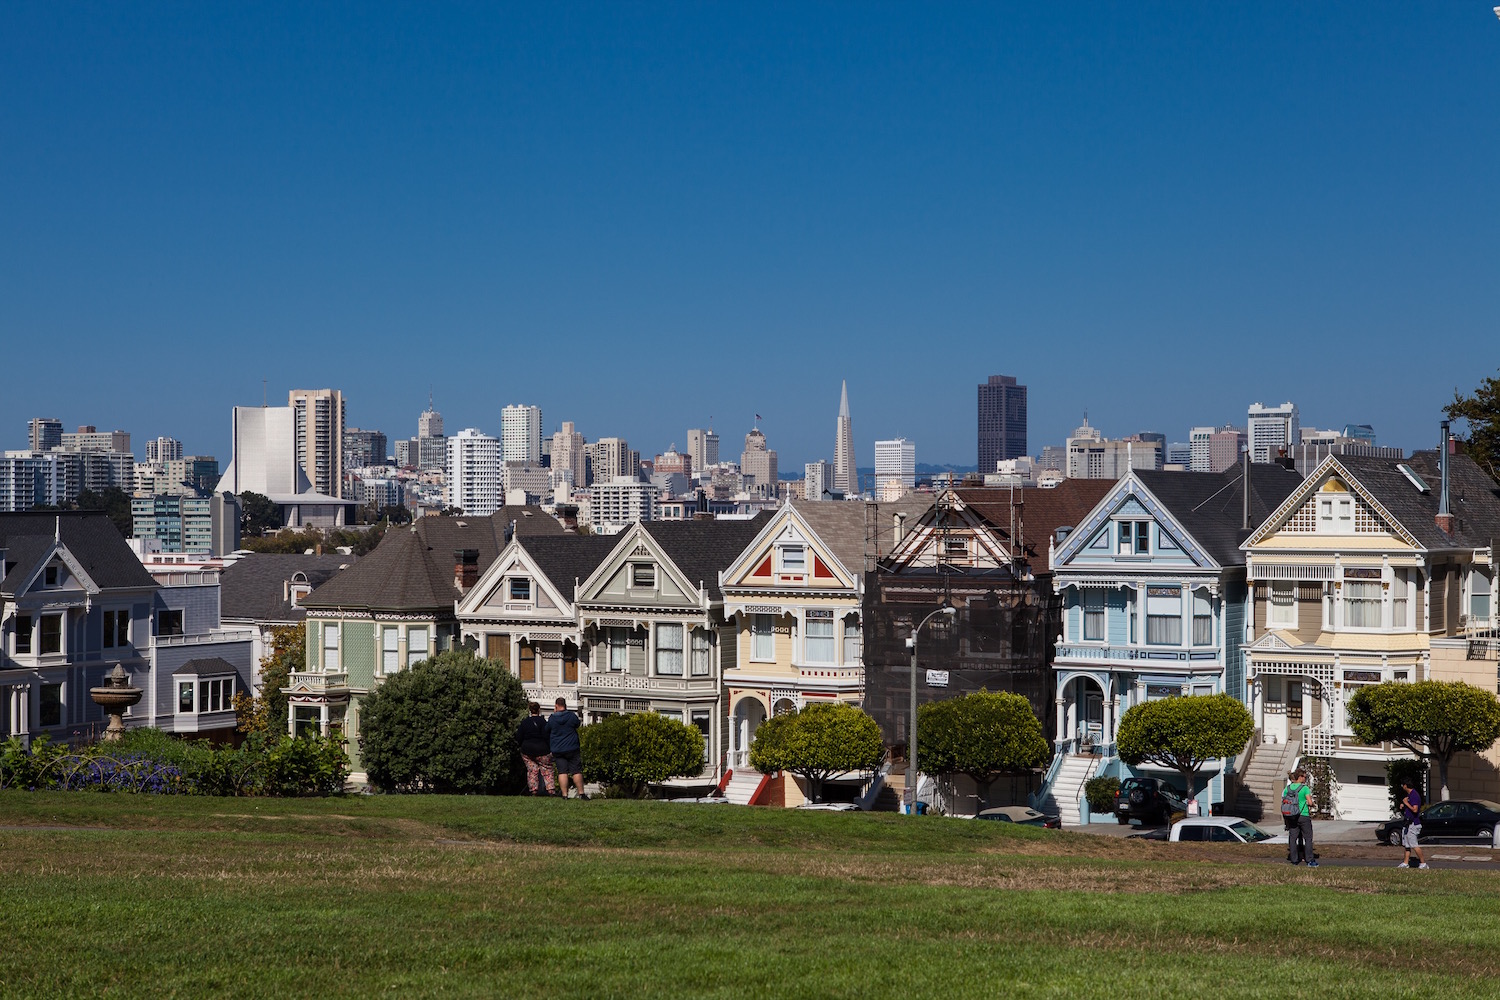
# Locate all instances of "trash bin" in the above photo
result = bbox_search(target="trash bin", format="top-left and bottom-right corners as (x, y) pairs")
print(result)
(914, 801), (928, 816)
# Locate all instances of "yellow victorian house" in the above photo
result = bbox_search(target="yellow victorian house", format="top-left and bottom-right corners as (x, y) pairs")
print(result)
(718, 498), (930, 804)
(1241, 432), (1500, 820)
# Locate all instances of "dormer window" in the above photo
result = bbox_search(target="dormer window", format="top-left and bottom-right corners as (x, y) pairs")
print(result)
(1117, 521), (1149, 555)
(44, 565), (59, 587)
(941, 538), (970, 563)
(509, 578), (532, 601)
(631, 564), (656, 589)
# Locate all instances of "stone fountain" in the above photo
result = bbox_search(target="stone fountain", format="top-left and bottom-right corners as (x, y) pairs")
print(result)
(89, 664), (143, 742)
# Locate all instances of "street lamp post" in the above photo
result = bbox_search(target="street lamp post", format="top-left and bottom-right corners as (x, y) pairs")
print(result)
(906, 603), (956, 815)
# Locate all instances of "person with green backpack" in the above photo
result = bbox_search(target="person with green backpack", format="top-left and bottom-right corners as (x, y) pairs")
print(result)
(1281, 768), (1318, 867)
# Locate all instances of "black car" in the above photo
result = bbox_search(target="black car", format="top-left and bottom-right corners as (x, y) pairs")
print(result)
(1374, 799), (1500, 845)
(1114, 776), (1189, 826)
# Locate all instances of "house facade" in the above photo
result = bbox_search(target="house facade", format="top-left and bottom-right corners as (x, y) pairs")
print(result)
(1047, 465), (1301, 816)
(456, 533), (618, 711)
(573, 515), (769, 781)
(296, 508), (562, 779)
(1241, 444), (1500, 820)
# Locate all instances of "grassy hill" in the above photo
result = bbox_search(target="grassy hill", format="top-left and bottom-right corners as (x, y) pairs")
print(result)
(1, 793), (1497, 998)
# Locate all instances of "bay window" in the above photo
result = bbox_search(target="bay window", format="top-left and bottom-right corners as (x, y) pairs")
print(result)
(1343, 581), (1382, 628)
(1146, 587), (1182, 646)
(690, 629), (711, 676)
(607, 627), (630, 672)
(39, 614), (62, 655)
(383, 627), (400, 673)
(1083, 591), (1105, 641)
(804, 612), (835, 663)
(1268, 581), (1297, 628)
(323, 625), (340, 671)
(656, 624), (684, 676)
(1192, 589), (1212, 646)
(406, 627), (428, 667)
(843, 615), (861, 665)
(1472, 570), (1493, 624)
(751, 614), (775, 660)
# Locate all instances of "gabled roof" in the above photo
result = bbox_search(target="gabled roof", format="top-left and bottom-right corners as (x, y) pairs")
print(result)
(0, 512), (157, 596)
(302, 508), (563, 612)
(514, 534), (619, 603)
(952, 480), (1115, 563)
(173, 656), (240, 676)
(1132, 464), (1303, 567)
(788, 498), (935, 576)
(219, 553), (360, 624)
(639, 513), (773, 601)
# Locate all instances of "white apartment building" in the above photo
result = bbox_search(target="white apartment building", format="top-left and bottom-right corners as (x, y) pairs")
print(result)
(804, 460), (833, 501)
(873, 438), (915, 501)
(447, 429), (502, 516)
(289, 389), (346, 498)
(589, 477), (656, 534)
(145, 437), (183, 463)
(501, 404), (543, 464)
(1247, 401), (1300, 463)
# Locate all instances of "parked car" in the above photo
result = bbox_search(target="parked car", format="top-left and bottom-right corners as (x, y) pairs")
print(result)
(1170, 816), (1286, 844)
(976, 806), (1061, 828)
(1374, 799), (1500, 845)
(1114, 777), (1188, 826)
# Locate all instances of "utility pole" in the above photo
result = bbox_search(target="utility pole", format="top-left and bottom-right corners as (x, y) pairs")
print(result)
(907, 604), (955, 814)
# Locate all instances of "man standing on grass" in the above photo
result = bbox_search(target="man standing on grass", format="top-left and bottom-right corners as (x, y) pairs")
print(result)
(549, 697), (586, 799)
(1398, 779), (1429, 870)
(516, 701), (555, 796)
(1282, 769), (1318, 867)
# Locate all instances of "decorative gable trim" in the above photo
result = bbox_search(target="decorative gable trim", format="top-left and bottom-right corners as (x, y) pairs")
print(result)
(1051, 474), (1216, 570)
(720, 505), (860, 594)
(1243, 457), (1421, 550)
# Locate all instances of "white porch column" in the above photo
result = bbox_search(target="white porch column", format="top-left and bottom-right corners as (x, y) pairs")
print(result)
(1054, 693), (1066, 747)
(319, 703), (329, 737)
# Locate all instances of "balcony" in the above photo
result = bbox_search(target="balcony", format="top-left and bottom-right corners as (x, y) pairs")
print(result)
(288, 671), (349, 693)
(154, 627), (256, 649)
(578, 672), (718, 695)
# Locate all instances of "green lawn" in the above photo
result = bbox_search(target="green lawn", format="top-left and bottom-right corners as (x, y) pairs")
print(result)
(0, 793), (1497, 998)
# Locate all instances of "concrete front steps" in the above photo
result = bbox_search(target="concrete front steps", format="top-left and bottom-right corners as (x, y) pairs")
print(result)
(1042, 754), (1099, 826)
(1232, 732), (1302, 821)
(723, 768), (768, 805)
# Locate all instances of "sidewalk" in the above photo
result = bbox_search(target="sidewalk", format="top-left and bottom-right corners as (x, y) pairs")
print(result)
(1067, 819), (1381, 844)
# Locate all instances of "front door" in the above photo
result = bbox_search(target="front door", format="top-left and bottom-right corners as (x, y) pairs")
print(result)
(1287, 681), (1304, 727)
(1262, 676), (1287, 744)
(1082, 690), (1104, 744)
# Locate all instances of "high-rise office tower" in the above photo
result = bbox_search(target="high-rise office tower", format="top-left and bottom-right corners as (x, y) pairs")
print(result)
(501, 404), (543, 464)
(145, 436), (183, 463)
(343, 429), (388, 470)
(977, 375), (1028, 472)
(874, 438), (916, 501)
(446, 428), (502, 515)
(418, 401), (444, 439)
(833, 382), (856, 495)
(28, 418), (63, 452)
(552, 421), (587, 488)
(804, 461), (833, 502)
(687, 428), (720, 472)
(741, 427), (778, 498)
(587, 438), (635, 485)
(1247, 402), (1300, 463)
(288, 389), (346, 497)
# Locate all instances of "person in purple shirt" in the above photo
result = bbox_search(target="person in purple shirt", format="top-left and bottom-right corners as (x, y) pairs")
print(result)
(1398, 780), (1429, 869)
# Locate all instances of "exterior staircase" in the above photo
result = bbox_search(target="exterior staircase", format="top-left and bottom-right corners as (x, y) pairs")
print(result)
(723, 768), (768, 806)
(1232, 732), (1301, 822)
(1040, 754), (1099, 826)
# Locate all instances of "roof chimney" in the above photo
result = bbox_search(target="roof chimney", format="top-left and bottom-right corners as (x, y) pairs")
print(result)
(1436, 420), (1454, 536)
(454, 548), (480, 593)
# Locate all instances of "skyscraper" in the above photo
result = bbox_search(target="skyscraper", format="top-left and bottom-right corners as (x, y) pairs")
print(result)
(501, 404), (543, 464)
(446, 428), (502, 515)
(288, 389), (346, 497)
(1247, 401), (1300, 463)
(145, 436), (183, 463)
(977, 375), (1028, 472)
(27, 418), (63, 452)
(833, 381), (856, 496)
(804, 460), (833, 501)
(551, 421), (587, 489)
(687, 428), (720, 471)
(741, 426), (778, 498)
(874, 438), (916, 501)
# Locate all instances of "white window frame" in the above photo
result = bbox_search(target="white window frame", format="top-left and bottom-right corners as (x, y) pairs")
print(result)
(804, 612), (835, 664)
(842, 615), (861, 666)
(323, 625), (341, 672)
(1268, 581), (1297, 628)
(1341, 581), (1383, 630)
(631, 563), (656, 589)
(690, 628), (711, 677)
(509, 577), (532, 602)
(407, 627), (428, 668)
(607, 627), (630, 672)
(779, 545), (806, 574)
(655, 623), (684, 676)
(382, 626), (400, 674)
(751, 614), (776, 661)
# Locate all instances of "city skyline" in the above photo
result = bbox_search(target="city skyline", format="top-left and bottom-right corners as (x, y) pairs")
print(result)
(4, 6), (1499, 466)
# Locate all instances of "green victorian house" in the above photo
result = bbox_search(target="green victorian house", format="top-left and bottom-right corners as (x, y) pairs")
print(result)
(293, 508), (563, 780)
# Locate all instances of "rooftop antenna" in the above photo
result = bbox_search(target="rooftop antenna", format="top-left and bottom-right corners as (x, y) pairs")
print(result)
(262, 379), (267, 407)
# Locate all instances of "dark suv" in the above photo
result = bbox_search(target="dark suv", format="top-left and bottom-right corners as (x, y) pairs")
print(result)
(1115, 777), (1188, 826)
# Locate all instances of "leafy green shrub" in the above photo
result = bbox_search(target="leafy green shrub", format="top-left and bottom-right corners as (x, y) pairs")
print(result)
(749, 702), (884, 803)
(359, 649), (527, 793)
(1117, 694), (1253, 799)
(918, 691), (1051, 811)
(580, 712), (705, 798)
(1385, 757), (1428, 817)
(1085, 775), (1120, 814)
(1349, 680), (1500, 800)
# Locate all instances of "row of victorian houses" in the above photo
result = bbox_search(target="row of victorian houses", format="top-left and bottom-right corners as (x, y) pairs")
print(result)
(2, 431), (1495, 821)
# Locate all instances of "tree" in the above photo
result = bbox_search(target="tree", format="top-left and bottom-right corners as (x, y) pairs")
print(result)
(579, 712), (705, 797)
(240, 491), (281, 537)
(1116, 694), (1253, 800)
(917, 690), (1051, 813)
(1447, 369), (1500, 483)
(359, 649), (528, 793)
(748, 702), (884, 803)
(235, 623), (305, 735)
(75, 486), (134, 538)
(1347, 680), (1500, 801)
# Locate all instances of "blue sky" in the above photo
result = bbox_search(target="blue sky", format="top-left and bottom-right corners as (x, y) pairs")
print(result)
(3, 3), (1498, 469)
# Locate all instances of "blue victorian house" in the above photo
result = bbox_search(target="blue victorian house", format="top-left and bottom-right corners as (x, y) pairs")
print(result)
(1040, 464), (1301, 822)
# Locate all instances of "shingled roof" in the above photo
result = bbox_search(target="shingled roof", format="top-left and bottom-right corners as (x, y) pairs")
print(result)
(0, 511), (157, 595)
(1135, 464), (1304, 566)
(953, 479), (1115, 563)
(1332, 450), (1500, 551)
(641, 513), (773, 601)
(514, 534), (619, 604)
(302, 508), (564, 612)
(787, 498), (935, 575)
(219, 553), (359, 625)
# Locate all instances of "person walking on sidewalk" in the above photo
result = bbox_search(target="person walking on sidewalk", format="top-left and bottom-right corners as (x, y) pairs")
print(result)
(1398, 779), (1429, 870)
(515, 701), (556, 796)
(1282, 769), (1318, 867)
(548, 697), (586, 799)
